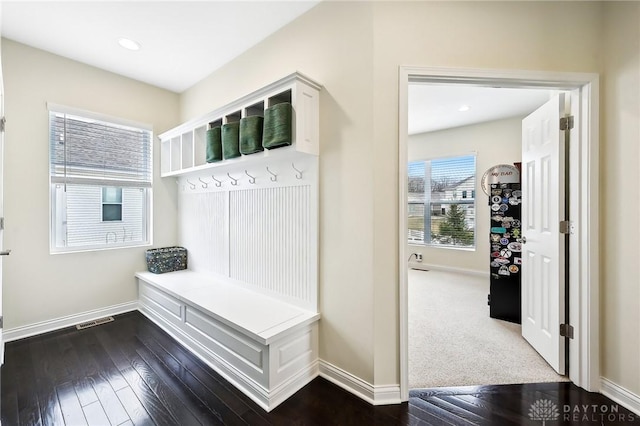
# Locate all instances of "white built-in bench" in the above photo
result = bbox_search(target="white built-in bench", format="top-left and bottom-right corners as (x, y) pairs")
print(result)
(136, 270), (320, 412)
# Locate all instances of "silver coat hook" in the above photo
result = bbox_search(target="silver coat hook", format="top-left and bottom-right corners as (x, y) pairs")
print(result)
(245, 170), (256, 184)
(186, 179), (196, 190)
(227, 172), (238, 186)
(266, 166), (277, 182)
(198, 177), (208, 188)
(292, 163), (303, 179)
(211, 175), (222, 187)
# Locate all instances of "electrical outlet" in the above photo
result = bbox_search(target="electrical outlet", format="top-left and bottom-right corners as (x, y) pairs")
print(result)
(415, 253), (423, 262)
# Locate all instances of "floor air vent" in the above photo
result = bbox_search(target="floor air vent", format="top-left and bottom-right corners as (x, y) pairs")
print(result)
(76, 316), (114, 330)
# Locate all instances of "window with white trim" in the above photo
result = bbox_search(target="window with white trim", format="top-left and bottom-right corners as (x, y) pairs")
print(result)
(49, 106), (152, 252)
(408, 154), (476, 248)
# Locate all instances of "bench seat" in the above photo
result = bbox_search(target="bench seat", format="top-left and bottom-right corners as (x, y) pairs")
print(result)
(136, 270), (320, 412)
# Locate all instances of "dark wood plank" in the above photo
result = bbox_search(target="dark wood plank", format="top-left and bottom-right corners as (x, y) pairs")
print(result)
(4, 310), (639, 426)
(93, 317), (201, 426)
(115, 386), (155, 426)
(131, 316), (269, 425)
(30, 335), (66, 425)
(133, 331), (244, 426)
(118, 365), (179, 426)
(438, 394), (520, 426)
(82, 400), (111, 425)
(56, 381), (88, 426)
(14, 340), (43, 426)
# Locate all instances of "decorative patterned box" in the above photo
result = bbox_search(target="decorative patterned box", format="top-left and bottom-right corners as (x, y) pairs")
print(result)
(146, 246), (187, 274)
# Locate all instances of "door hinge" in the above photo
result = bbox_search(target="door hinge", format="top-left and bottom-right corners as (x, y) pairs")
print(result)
(560, 115), (574, 131)
(559, 220), (572, 234)
(0, 116), (5, 132)
(0, 217), (3, 230)
(0, 316), (3, 328)
(560, 323), (574, 339)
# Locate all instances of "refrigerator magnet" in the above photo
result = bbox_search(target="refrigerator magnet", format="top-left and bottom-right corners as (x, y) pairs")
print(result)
(507, 242), (522, 252)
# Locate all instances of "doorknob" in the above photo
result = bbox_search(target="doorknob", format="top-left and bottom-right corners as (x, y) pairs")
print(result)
(0, 249), (11, 256)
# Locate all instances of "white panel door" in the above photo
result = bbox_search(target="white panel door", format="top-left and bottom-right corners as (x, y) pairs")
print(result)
(521, 94), (566, 374)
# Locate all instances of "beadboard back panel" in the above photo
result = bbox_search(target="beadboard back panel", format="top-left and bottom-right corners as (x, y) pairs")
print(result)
(176, 155), (318, 312)
(178, 191), (228, 275)
(230, 186), (311, 305)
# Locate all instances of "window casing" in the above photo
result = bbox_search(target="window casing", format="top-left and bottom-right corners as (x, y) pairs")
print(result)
(49, 105), (152, 252)
(408, 154), (476, 249)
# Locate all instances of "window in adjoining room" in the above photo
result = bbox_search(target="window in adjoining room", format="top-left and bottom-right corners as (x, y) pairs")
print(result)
(102, 187), (123, 222)
(49, 106), (152, 252)
(408, 154), (476, 249)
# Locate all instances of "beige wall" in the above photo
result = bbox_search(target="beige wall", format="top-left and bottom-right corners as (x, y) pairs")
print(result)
(408, 117), (524, 274)
(4, 0), (638, 403)
(180, 2), (377, 383)
(180, 0), (615, 390)
(601, 3), (640, 395)
(370, 0), (604, 386)
(1, 39), (180, 328)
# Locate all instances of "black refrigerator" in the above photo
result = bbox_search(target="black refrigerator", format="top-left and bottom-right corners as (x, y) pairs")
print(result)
(488, 182), (522, 323)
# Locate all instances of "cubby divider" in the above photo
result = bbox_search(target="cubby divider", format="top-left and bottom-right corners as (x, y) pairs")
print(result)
(159, 73), (320, 177)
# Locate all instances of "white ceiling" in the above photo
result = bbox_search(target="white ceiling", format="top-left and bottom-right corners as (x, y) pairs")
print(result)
(408, 84), (555, 134)
(2, 2), (555, 131)
(1, 1), (320, 93)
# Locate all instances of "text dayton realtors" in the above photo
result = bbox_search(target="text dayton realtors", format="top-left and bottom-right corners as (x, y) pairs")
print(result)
(562, 404), (636, 423)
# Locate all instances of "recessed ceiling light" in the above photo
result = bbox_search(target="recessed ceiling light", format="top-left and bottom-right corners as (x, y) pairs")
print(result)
(118, 38), (141, 51)
(458, 105), (471, 112)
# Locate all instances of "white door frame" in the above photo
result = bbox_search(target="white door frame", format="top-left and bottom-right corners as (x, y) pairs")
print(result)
(398, 66), (600, 400)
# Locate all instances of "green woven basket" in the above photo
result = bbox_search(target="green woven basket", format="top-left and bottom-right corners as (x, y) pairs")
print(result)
(222, 122), (241, 159)
(263, 103), (293, 149)
(206, 127), (222, 163)
(239, 116), (264, 155)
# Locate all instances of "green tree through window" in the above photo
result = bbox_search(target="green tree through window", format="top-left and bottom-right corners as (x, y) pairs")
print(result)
(438, 204), (474, 246)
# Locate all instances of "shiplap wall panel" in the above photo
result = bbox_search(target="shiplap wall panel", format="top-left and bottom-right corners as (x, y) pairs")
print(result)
(179, 191), (227, 274)
(229, 186), (310, 305)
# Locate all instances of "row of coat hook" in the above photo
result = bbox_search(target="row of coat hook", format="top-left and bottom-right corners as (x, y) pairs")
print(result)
(183, 163), (304, 190)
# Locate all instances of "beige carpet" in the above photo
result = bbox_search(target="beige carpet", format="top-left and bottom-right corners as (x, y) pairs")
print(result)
(408, 268), (568, 389)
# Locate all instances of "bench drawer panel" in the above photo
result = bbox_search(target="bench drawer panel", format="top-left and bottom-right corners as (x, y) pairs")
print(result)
(139, 283), (183, 320)
(185, 306), (266, 373)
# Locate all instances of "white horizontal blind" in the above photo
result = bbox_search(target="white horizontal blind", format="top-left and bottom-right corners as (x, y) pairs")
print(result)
(49, 112), (151, 186)
(408, 155), (476, 248)
(49, 108), (152, 252)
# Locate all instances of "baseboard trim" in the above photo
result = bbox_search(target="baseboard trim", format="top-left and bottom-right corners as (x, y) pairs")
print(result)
(3, 301), (139, 342)
(600, 377), (640, 416)
(409, 262), (487, 277)
(318, 360), (401, 405)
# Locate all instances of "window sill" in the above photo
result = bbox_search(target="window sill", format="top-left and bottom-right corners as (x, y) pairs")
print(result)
(408, 242), (476, 252)
(50, 242), (151, 255)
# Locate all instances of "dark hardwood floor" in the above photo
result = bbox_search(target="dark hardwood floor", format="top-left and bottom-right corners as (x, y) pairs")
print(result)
(1, 311), (637, 425)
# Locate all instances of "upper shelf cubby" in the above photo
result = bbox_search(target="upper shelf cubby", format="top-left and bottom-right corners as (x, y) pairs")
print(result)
(158, 72), (321, 178)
